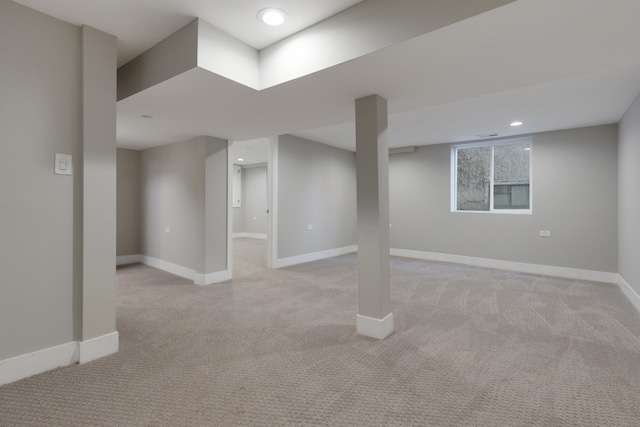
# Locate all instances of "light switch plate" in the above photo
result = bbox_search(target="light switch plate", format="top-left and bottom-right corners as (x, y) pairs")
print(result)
(54, 153), (72, 176)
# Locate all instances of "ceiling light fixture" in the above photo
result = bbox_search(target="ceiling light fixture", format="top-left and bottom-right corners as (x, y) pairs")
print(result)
(510, 121), (523, 127)
(237, 158), (244, 162)
(258, 8), (287, 26)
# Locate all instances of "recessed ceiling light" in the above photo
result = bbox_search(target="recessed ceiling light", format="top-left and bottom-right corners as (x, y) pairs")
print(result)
(237, 158), (244, 162)
(510, 121), (523, 127)
(258, 8), (287, 26)
(141, 114), (153, 119)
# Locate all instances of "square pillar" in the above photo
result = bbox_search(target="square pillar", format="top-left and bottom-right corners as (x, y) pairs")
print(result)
(355, 95), (393, 339)
(79, 25), (119, 362)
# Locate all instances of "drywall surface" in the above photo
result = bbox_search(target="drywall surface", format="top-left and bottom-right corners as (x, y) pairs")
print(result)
(277, 135), (357, 258)
(140, 138), (206, 271)
(117, 148), (141, 256)
(242, 165), (268, 235)
(204, 138), (229, 274)
(619, 94), (640, 292)
(117, 19), (198, 99)
(81, 25), (118, 341)
(233, 207), (244, 233)
(260, 0), (514, 88)
(0, 1), (80, 360)
(140, 136), (228, 275)
(390, 125), (618, 272)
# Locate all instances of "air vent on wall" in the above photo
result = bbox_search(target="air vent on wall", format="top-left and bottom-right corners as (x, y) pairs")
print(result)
(389, 146), (417, 155)
(476, 133), (499, 139)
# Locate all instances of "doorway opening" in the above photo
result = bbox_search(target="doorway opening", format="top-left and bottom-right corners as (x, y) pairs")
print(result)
(230, 138), (271, 269)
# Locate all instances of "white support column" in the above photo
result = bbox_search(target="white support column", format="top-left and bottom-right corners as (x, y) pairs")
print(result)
(355, 95), (393, 339)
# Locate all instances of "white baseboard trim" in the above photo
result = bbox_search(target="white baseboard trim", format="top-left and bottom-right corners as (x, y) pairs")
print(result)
(78, 331), (119, 364)
(140, 255), (233, 285)
(233, 233), (267, 240)
(274, 245), (357, 269)
(357, 313), (394, 340)
(617, 275), (640, 313)
(0, 332), (120, 385)
(141, 255), (195, 281)
(0, 341), (79, 386)
(391, 248), (618, 284)
(116, 254), (142, 266)
(194, 270), (232, 286)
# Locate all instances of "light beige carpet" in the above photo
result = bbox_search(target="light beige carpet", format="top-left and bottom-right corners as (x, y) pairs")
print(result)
(1, 238), (640, 426)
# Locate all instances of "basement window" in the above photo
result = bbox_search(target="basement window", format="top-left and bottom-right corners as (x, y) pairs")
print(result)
(451, 137), (532, 214)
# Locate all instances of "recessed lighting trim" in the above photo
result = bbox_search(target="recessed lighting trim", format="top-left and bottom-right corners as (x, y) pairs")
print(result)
(237, 158), (244, 162)
(258, 8), (287, 26)
(510, 121), (523, 127)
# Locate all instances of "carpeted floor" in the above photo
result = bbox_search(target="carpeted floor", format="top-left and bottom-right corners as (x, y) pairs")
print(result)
(1, 238), (640, 426)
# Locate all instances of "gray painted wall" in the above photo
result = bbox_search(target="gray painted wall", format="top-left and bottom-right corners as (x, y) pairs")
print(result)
(0, 3), (118, 359)
(0, 0), (80, 360)
(233, 207), (244, 233)
(141, 138), (206, 270)
(140, 136), (228, 275)
(117, 19), (198, 100)
(117, 148), (141, 256)
(389, 125), (618, 272)
(204, 138), (229, 273)
(80, 25), (118, 341)
(278, 135), (357, 258)
(242, 165), (268, 235)
(619, 94), (640, 293)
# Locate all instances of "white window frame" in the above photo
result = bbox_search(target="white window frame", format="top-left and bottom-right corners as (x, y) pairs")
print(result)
(451, 137), (533, 215)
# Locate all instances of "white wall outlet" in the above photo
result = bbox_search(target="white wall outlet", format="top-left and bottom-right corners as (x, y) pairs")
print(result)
(539, 230), (551, 237)
(165, 226), (171, 234)
(307, 224), (313, 230)
(54, 153), (72, 175)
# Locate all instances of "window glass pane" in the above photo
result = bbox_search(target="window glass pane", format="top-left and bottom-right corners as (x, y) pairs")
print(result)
(457, 146), (491, 211)
(493, 185), (511, 208)
(493, 144), (530, 209)
(510, 184), (529, 208)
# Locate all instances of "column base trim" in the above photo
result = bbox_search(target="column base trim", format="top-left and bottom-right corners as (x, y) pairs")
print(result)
(79, 331), (119, 364)
(357, 313), (394, 340)
(140, 256), (233, 285)
(194, 270), (232, 286)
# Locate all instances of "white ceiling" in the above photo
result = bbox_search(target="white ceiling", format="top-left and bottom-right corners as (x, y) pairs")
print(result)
(13, 0), (640, 164)
(232, 138), (270, 166)
(14, 0), (362, 66)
